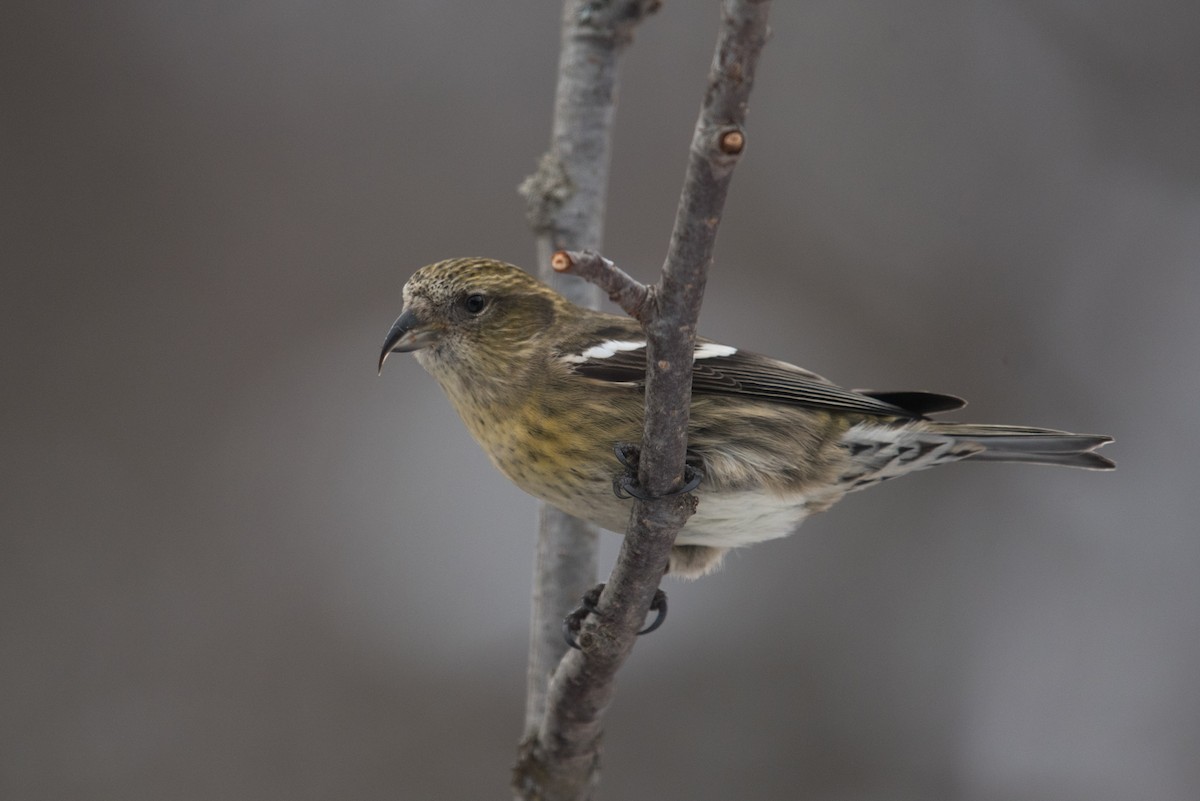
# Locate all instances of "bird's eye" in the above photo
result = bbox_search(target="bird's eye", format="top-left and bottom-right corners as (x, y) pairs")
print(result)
(463, 294), (488, 315)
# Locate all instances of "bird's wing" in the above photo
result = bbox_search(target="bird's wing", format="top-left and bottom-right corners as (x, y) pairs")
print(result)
(559, 336), (963, 418)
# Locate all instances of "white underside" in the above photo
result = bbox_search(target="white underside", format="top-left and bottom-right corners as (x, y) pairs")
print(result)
(672, 490), (814, 549)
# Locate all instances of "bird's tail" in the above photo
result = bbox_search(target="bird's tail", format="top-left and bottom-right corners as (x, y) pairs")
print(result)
(935, 423), (1115, 470)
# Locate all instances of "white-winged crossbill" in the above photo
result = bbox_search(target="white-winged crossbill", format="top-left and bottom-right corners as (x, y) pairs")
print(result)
(379, 258), (1113, 577)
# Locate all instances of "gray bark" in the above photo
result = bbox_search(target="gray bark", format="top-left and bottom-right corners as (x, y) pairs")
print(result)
(513, 3), (773, 799)
(516, 0), (660, 747)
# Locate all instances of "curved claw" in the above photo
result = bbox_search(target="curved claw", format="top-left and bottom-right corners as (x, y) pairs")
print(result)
(562, 583), (670, 649)
(610, 444), (705, 500)
(678, 463), (703, 494)
(637, 588), (668, 635)
(613, 442), (640, 471)
(559, 609), (583, 647)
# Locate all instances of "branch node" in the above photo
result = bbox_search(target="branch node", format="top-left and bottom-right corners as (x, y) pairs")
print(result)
(520, 152), (574, 234)
(718, 127), (745, 154)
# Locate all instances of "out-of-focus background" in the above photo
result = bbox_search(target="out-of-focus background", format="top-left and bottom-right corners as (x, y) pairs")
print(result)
(3, 2), (1197, 799)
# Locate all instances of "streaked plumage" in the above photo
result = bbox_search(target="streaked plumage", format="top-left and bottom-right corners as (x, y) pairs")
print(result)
(380, 258), (1114, 578)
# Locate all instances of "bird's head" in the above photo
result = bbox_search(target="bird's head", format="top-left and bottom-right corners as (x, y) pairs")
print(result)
(379, 258), (568, 400)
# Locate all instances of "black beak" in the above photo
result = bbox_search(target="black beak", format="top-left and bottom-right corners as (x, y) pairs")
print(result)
(378, 308), (440, 373)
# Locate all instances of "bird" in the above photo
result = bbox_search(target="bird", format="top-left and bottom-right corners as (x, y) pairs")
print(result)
(378, 257), (1114, 579)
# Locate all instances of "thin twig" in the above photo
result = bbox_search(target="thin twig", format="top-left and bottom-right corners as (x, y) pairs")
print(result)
(551, 250), (651, 321)
(514, 3), (773, 799)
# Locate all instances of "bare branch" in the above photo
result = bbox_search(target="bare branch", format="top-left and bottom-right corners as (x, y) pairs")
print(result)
(551, 250), (651, 321)
(514, 3), (772, 798)
(515, 0), (659, 775)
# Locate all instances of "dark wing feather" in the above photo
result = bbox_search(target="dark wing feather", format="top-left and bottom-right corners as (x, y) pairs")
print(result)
(568, 342), (943, 418)
(856, 390), (967, 415)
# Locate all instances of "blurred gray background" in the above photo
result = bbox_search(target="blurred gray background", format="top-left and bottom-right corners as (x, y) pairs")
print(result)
(3, 2), (1198, 799)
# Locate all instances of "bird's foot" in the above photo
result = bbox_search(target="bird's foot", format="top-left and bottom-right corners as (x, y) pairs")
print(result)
(562, 583), (668, 650)
(611, 443), (704, 501)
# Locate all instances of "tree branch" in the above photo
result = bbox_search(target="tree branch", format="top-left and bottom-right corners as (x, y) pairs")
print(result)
(513, 3), (772, 798)
(515, 0), (660, 765)
(550, 250), (651, 321)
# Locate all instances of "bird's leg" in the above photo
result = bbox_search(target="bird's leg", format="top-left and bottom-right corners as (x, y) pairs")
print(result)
(563, 443), (698, 649)
(611, 443), (704, 501)
(561, 584), (604, 649)
(562, 583), (669, 650)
